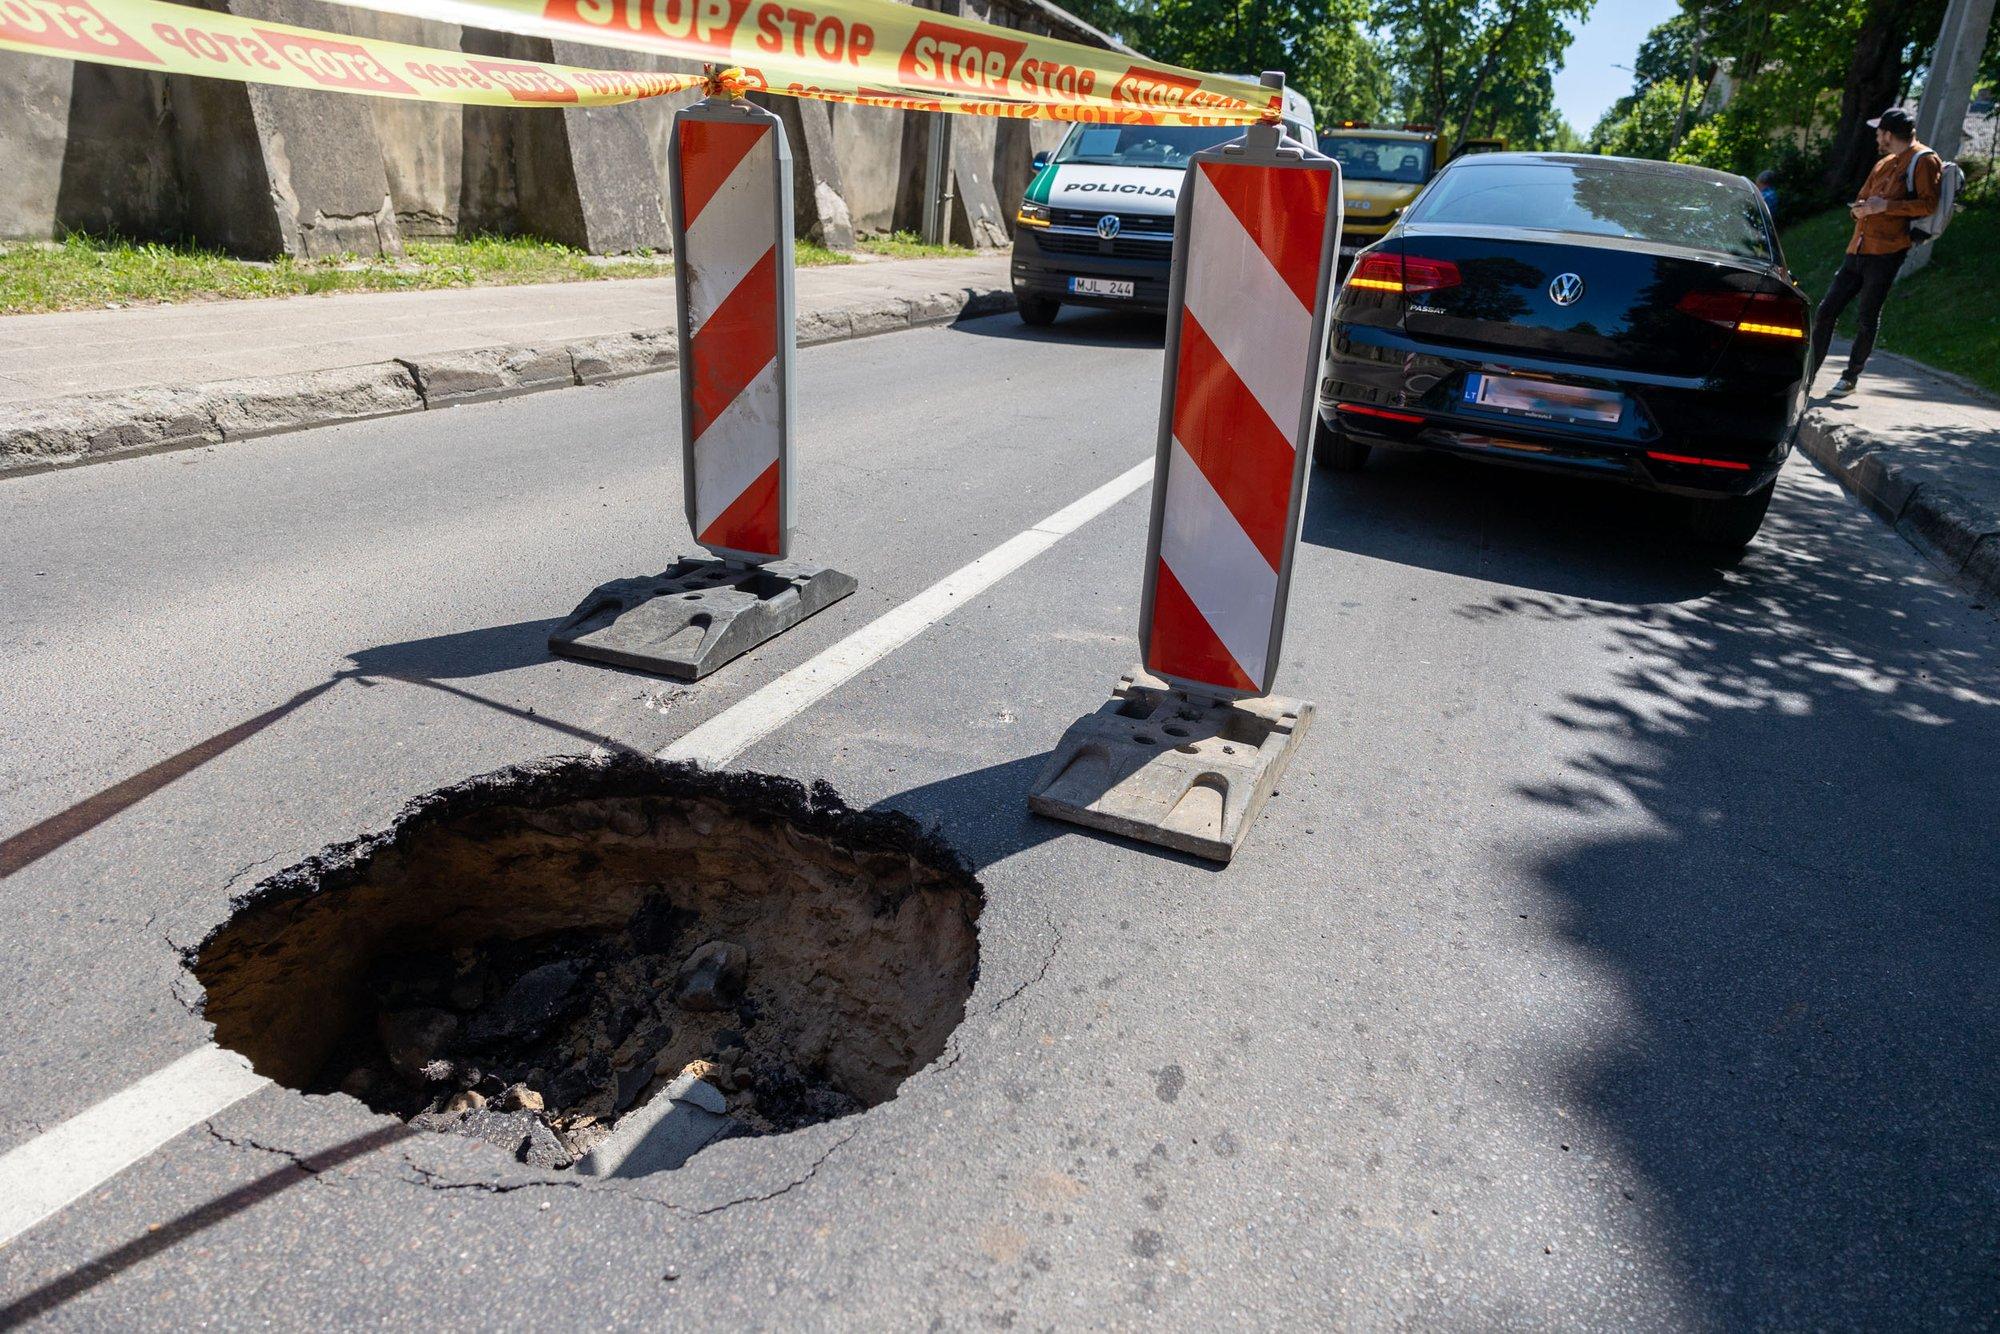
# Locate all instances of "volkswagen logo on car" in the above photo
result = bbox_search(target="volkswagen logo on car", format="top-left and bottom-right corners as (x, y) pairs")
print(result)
(1548, 272), (1585, 306)
(1096, 214), (1122, 240)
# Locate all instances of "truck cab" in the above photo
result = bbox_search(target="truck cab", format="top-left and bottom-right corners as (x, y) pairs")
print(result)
(1319, 125), (1507, 266)
(1009, 83), (1317, 325)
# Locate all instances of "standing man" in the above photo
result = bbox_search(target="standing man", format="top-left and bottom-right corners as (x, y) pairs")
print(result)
(1810, 106), (1943, 398)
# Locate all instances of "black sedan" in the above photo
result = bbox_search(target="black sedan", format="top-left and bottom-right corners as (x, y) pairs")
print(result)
(1314, 152), (1811, 554)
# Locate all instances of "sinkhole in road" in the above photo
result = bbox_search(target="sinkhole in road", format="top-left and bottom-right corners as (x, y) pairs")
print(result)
(191, 756), (981, 1176)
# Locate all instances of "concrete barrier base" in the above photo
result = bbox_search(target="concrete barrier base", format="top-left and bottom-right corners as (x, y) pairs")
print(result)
(549, 556), (857, 681)
(1029, 671), (1313, 863)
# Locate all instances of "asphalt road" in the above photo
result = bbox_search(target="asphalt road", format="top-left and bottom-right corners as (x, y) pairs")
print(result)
(1, 310), (1995, 1329)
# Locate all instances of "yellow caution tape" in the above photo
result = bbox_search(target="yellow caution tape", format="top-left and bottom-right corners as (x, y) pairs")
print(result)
(311, 0), (1279, 124)
(0, 0), (704, 105)
(0, 0), (1279, 124)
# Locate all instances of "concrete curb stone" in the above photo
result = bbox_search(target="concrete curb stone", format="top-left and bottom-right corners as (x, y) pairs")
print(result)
(0, 284), (1017, 475)
(398, 345), (576, 406)
(568, 327), (680, 385)
(209, 363), (423, 439)
(1797, 406), (2000, 604)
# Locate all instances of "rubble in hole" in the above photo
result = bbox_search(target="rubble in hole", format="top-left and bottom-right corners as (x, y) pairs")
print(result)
(191, 757), (981, 1174)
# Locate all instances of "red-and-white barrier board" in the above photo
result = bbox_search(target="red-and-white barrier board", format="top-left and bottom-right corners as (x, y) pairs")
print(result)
(1139, 127), (1340, 698)
(670, 98), (795, 564)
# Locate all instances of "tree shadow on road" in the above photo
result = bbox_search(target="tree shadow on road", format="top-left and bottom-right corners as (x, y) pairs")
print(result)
(0, 618), (636, 882)
(1461, 473), (2000, 1324)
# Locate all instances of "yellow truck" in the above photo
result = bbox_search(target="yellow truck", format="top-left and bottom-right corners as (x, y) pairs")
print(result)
(1320, 123), (1504, 266)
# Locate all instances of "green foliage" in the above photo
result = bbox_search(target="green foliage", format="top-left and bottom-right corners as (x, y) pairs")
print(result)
(1375, 0), (1594, 151)
(1135, 0), (1381, 125)
(1074, 0), (1588, 150)
(1590, 77), (1703, 160)
(854, 231), (978, 259)
(0, 231), (863, 315)
(1542, 117), (1586, 153)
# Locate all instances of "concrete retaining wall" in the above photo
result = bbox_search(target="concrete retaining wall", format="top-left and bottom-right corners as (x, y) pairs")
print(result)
(0, 0), (1122, 257)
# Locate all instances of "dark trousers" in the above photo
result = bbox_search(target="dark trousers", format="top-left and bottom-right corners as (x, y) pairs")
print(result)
(1810, 250), (1905, 382)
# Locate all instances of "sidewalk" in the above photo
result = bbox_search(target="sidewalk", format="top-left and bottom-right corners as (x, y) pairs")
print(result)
(0, 254), (1014, 472)
(1799, 352), (2000, 604)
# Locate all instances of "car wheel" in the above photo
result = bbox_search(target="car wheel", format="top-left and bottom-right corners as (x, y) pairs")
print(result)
(1686, 480), (1775, 556)
(1018, 295), (1060, 327)
(1311, 413), (1371, 472)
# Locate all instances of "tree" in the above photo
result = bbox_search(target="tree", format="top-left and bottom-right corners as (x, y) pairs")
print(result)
(1819, 0), (1948, 197)
(1591, 77), (1706, 160)
(1375, 0), (1596, 155)
(1139, 0), (1385, 120)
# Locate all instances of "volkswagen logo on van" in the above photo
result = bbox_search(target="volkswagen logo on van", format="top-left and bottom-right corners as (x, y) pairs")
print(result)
(1548, 272), (1585, 306)
(1097, 214), (1122, 240)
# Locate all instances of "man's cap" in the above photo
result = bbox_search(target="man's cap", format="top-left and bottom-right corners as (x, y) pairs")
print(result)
(1868, 107), (1916, 136)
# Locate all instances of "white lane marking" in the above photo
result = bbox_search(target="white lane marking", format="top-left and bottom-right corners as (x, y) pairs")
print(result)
(1158, 435), (1278, 684)
(662, 458), (1154, 768)
(0, 1046), (268, 1250)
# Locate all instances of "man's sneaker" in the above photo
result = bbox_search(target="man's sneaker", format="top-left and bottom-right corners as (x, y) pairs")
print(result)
(1827, 377), (1857, 398)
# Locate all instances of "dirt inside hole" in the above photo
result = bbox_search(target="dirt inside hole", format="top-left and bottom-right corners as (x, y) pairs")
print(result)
(191, 757), (981, 1175)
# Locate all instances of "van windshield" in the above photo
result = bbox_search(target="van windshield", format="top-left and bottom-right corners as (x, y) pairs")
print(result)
(1053, 125), (1242, 168)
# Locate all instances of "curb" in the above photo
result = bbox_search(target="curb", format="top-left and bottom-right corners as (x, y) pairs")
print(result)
(1796, 406), (2000, 605)
(0, 285), (1016, 477)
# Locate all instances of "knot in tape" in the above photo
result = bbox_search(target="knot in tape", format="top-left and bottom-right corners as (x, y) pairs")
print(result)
(702, 64), (751, 99)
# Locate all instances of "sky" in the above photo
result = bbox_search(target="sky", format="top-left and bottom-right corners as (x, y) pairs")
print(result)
(1552, 0), (1683, 134)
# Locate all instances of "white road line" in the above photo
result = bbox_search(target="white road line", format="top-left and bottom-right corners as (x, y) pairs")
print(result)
(0, 456), (1152, 1250)
(661, 458), (1154, 767)
(0, 1046), (268, 1249)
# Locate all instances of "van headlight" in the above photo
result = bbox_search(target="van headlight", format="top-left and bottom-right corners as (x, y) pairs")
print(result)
(1015, 204), (1051, 228)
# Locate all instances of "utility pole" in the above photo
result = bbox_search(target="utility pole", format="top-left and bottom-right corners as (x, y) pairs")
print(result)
(1671, 5), (1708, 153)
(1915, 0), (1996, 162)
(1905, 0), (1996, 274)
(919, 0), (961, 245)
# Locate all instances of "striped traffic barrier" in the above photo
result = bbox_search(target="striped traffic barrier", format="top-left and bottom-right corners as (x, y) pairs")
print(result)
(549, 90), (855, 683)
(1030, 73), (1338, 861)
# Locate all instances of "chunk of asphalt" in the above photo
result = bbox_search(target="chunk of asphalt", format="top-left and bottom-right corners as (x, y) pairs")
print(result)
(573, 1072), (733, 1178)
(466, 959), (584, 1045)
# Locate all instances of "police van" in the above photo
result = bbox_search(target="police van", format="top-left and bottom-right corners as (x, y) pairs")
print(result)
(1009, 84), (1318, 325)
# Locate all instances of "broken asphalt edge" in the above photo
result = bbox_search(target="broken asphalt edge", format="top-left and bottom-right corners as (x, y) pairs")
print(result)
(0, 286), (1016, 478)
(1796, 395), (2000, 609)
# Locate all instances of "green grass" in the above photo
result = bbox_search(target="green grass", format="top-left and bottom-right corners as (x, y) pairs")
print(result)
(0, 230), (861, 315)
(857, 231), (978, 260)
(1779, 198), (2000, 394)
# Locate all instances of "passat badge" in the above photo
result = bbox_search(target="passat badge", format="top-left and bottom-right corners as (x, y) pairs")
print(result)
(1097, 214), (1122, 240)
(1548, 273), (1585, 306)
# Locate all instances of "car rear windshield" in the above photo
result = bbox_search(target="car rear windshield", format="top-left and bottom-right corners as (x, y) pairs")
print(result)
(1324, 136), (1432, 183)
(1406, 161), (1772, 260)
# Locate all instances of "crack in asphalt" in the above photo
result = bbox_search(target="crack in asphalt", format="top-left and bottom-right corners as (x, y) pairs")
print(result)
(396, 1156), (614, 1200)
(988, 918), (1061, 1014)
(692, 1129), (858, 1217)
(203, 1123), (351, 1186)
(147, 852), (284, 956)
(384, 1133), (858, 1223)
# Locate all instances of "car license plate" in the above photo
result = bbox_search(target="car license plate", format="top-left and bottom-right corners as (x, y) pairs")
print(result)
(1464, 373), (1624, 426)
(1069, 277), (1134, 298)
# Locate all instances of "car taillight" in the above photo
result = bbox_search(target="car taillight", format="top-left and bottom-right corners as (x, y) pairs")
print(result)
(1348, 253), (1461, 294)
(1676, 289), (1807, 339)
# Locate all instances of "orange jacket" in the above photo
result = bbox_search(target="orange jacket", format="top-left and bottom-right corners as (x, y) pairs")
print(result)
(1848, 142), (1943, 255)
